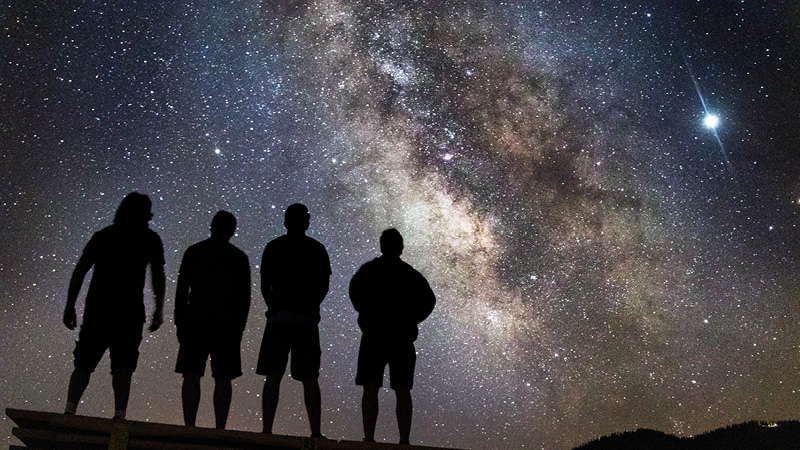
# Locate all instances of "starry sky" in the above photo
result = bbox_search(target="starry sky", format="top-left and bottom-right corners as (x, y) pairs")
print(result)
(2, 1), (799, 449)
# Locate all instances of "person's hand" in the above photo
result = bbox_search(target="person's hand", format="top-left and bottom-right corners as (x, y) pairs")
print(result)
(63, 306), (77, 330)
(149, 310), (163, 332)
(174, 307), (183, 328)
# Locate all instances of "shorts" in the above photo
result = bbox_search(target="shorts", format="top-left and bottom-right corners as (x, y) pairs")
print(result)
(256, 313), (320, 381)
(175, 326), (243, 380)
(73, 321), (143, 374)
(355, 335), (416, 390)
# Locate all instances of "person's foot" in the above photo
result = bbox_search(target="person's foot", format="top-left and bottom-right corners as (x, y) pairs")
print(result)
(310, 433), (327, 439)
(363, 438), (376, 442)
(399, 439), (410, 445)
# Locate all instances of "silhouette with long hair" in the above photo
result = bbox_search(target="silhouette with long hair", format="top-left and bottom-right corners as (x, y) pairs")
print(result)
(256, 203), (331, 438)
(349, 229), (436, 445)
(62, 192), (166, 420)
(174, 211), (251, 429)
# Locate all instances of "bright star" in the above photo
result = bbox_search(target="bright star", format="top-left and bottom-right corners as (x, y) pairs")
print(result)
(683, 54), (736, 179)
(703, 114), (719, 129)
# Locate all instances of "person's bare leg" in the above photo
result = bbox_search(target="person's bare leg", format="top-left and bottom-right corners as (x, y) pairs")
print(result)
(213, 378), (232, 429)
(65, 368), (91, 414)
(362, 384), (380, 442)
(261, 374), (281, 433)
(111, 368), (133, 419)
(395, 388), (412, 445)
(302, 378), (323, 437)
(181, 374), (201, 426)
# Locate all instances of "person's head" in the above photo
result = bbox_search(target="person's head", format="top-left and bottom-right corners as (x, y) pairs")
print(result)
(114, 192), (153, 226)
(284, 203), (310, 233)
(380, 228), (404, 257)
(210, 210), (236, 240)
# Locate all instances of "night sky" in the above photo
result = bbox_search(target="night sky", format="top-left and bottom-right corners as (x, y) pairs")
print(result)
(2, 1), (799, 449)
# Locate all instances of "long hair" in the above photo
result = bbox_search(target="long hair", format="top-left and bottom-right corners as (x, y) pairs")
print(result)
(113, 192), (153, 226)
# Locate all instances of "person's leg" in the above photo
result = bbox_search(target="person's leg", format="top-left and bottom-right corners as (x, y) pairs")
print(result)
(356, 335), (386, 442)
(301, 378), (323, 438)
(68, 324), (106, 415)
(213, 378), (232, 429)
(390, 341), (416, 445)
(362, 383), (380, 442)
(256, 320), (290, 434)
(261, 373), (282, 433)
(109, 322), (143, 420)
(210, 335), (239, 430)
(181, 374), (201, 426)
(65, 368), (91, 414)
(292, 321), (323, 438)
(395, 388), (412, 445)
(111, 368), (133, 419)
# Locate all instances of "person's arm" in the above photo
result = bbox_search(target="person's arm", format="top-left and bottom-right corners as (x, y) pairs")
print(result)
(174, 253), (190, 329)
(149, 235), (166, 332)
(316, 274), (330, 306)
(260, 247), (274, 311)
(150, 262), (166, 332)
(348, 267), (365, 312)
(315, 247), (332, 305)
(64, 253), (93, 330)
(260, 270), (271, 307)
(237, 253), (251, 333)
(414, 274), (436, 324)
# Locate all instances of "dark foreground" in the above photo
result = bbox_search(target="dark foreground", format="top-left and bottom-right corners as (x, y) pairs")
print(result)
(6, 408), (465, 450)
(573, 420), (800, 450)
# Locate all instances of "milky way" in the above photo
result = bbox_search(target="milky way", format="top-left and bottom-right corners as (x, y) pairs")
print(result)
(2, 1), (799, 449)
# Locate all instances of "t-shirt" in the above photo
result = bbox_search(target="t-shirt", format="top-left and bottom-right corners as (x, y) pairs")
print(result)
(175, 237), (251, 334)
(260, 234), (331, 322)
(82, 223), (165, 325)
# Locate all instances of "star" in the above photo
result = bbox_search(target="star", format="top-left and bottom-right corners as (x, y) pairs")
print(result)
(703, 114), (719, 129)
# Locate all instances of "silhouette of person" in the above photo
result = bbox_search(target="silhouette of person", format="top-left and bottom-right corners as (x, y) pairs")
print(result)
(62, 192), (166, 420)
(256, 203), (331, 438)
(349, 228), (435, 445)
(174, 211), (251, 429)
